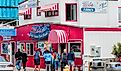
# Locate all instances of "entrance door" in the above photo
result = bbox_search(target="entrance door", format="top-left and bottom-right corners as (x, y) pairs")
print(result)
(59, 43), (66, 54)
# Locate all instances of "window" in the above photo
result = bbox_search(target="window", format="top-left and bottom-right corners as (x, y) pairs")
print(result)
(24, 14), (31, 20)
(1, 43), (8, 54)
(26, 43), (34, 55)
(20, 43), (25, 52)
(24, 8), (32, 20)
(45, 10), (59, 17)
(66, 3), (77, 21)
(118, 7), (121, 22)
(37, 7), (41, 16)
(69, 42), (81, 57)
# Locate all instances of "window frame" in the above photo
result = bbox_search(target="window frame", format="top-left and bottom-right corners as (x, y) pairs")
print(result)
(65, 3), (77, 22)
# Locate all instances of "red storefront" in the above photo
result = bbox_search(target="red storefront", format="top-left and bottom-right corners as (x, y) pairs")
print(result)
(13, 23), (83, 69)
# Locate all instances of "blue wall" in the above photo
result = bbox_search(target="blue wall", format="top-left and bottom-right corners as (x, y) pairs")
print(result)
(0, 0), (24, 20)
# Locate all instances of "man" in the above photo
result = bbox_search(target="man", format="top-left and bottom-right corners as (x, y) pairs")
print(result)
(22, 49), (27, 71)
(43, 48), (52, 71)
(34, 48), (40, 71)
(67, 50), (75, 71)
(15, 49), (22, 71)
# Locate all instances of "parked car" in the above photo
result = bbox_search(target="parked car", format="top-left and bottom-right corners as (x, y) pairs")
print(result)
(0, 56), (14, 71)
(106, 62), (121, 71)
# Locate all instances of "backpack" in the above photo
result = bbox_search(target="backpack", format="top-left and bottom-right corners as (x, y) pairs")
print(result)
(34, 52), (40, 59)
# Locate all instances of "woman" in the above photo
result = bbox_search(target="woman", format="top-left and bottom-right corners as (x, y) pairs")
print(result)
(34, 48), (40, 71)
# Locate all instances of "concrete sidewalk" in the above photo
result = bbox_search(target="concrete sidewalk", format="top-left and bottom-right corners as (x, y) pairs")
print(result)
(14, 67), (45, 71)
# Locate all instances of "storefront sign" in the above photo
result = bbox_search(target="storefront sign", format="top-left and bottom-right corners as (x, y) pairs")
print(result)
(30, 24), (50, 40)
(81, 1), (108, 13)
(3, 36), (11, 41)
(0, 28), (16, 36)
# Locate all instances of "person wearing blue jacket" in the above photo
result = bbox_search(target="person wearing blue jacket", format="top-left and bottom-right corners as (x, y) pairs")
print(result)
(43, 48), (52, 71)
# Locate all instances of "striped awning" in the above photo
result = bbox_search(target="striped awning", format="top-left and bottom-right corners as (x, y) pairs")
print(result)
(38, 3), (58, 12)
(48, 30), (68, 43)
(19, 8), (32, 15)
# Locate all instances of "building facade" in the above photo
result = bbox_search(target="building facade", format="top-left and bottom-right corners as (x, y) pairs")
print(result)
(17, 0), (121, 70)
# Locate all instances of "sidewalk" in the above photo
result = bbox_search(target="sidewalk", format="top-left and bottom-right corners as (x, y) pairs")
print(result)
(14, 67), (45, 71)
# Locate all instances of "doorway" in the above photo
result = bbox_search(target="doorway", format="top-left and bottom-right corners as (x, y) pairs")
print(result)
(59, 43), (66, 54)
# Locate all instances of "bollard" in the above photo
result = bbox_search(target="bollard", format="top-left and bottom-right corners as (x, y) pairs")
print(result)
(63, 65), (69, 71)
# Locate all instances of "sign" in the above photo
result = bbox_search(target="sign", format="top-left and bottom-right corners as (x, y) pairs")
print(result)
(0, 28), (16, 36)
(81, 1), (108, 13)
(3, 36), (11, 41)
(29, 24), (50, 40)
(19, 0), (37, 10)
(90, 45), (101, 57)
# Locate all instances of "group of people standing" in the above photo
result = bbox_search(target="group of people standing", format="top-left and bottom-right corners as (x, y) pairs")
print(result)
(15, 47), (75, 71)
(15, 49), (27, 71)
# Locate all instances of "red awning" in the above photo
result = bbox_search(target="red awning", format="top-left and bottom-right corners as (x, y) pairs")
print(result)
(19, 8), (32, 15)
(38, 3), (58, 12)
(48, 30), (68, 43)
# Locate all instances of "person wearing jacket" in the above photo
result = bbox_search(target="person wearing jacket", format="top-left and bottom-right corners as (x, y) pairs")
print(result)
(43, 48), (52, 71)
(15, 49), (22, 71)
(67, 50), (75, 71)
(22, 49), (28, 71)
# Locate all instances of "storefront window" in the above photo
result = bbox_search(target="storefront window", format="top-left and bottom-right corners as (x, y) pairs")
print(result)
(70, 43), (81, 57)
(1, 43), (8, 54)
(26, 43), (34, 55)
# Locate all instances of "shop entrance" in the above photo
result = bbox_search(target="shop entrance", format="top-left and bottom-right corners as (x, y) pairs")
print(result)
(59, 43), (66, 54)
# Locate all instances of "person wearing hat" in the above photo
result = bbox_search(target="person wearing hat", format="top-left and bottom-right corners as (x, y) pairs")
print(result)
(34, 48), (41, 71)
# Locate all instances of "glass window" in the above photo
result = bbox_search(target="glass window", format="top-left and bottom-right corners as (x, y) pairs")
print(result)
(20, 43), (25, 52)
(26, 43), (34, 55)
(66, 4), (77, 21)
(1, 43), (8, 54)
(118, 7), (121, 22)
(45, 10), (59, 17)
(70, 43), (81, 52)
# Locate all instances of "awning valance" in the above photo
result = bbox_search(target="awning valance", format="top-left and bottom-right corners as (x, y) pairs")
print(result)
(48, 30), (68, 43)
(38, 3), (58, 12)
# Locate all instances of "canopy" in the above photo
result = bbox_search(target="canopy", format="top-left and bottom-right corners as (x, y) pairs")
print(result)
(48, 30), (68, 43)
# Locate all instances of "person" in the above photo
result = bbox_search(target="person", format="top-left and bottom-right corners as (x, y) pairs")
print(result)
(43, 47), (52, 71)
(67, 50), (75, 71)
(51, 49), (56, 71)
(34, 48), (41, 71)
(54, 51), (60, 71)
(61, 49), (67, 71)
(22, 49), (28, 71)
(15, 49), (22, 71)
